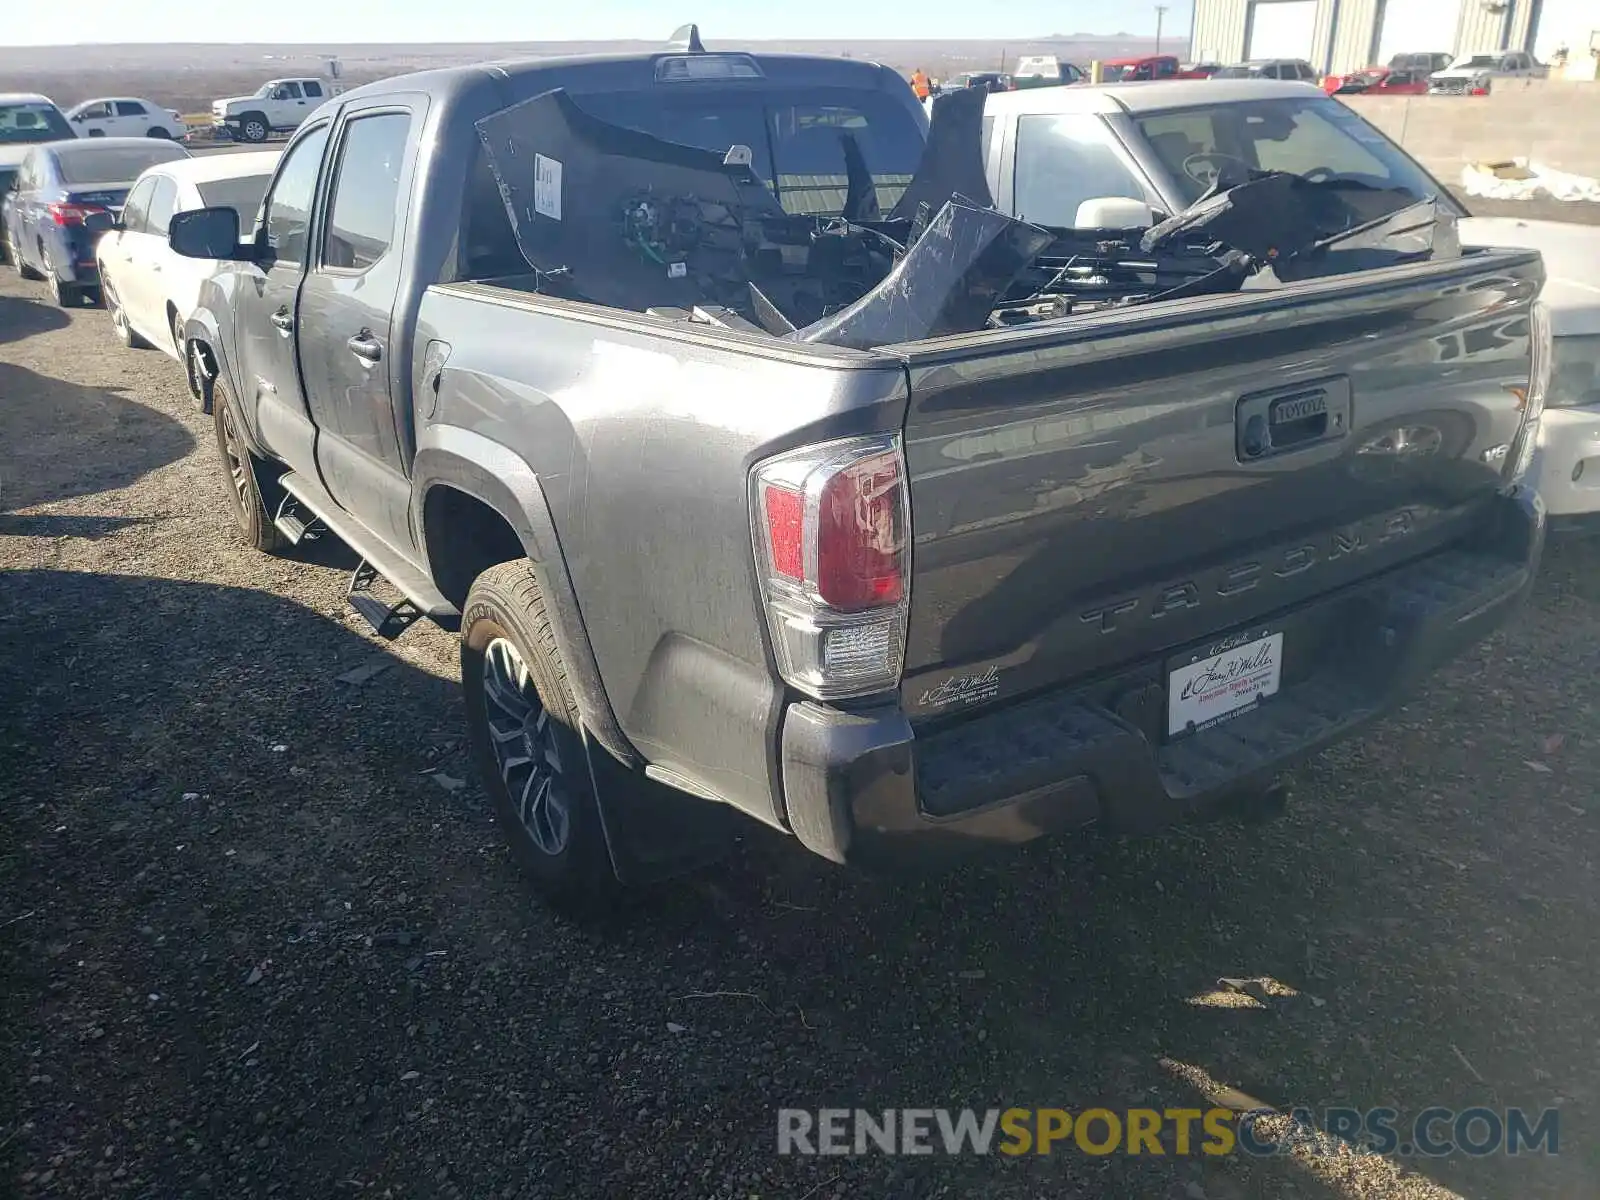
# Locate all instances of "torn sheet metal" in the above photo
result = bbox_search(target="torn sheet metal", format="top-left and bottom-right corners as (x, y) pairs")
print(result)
(888, 86), (995, 221)
(792, 199), (1054, 349)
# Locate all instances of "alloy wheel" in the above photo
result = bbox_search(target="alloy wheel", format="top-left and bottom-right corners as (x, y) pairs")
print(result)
(481, 636), (571, 855)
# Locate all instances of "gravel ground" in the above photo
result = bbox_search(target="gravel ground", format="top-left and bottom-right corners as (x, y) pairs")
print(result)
(3, 263), (1600, 1200)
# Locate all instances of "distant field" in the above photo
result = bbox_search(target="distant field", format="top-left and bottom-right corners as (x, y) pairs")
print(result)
(2, 35), (1180, 114)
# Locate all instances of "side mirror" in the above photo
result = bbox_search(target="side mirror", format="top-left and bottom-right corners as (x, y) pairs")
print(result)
(169, 206), (250, 261)
(72, 114), (84, 123)
(83, 210), (116, 234)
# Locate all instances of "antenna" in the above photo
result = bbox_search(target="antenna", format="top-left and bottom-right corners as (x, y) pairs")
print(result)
(668, 23), (706, 53)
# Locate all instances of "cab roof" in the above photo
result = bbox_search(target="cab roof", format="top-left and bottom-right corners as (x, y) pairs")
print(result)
(980, 77), (1321, 115)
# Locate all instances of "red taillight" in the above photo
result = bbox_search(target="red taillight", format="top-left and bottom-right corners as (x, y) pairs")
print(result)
(752, 435), (911, 699)
(48, 202), (105, 227)
(815, 450), (905, 610)
(763, 483), (806, 582)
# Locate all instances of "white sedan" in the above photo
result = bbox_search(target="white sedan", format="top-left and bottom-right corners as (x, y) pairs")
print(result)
(66, 97), (187, 141)
(97, 150), (280, 367)
(1460, 217), (1600, 530)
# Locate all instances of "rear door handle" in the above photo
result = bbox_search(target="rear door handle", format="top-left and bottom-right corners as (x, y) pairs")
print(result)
(269, 308), (293, 334)
(347, 331), (383, 363)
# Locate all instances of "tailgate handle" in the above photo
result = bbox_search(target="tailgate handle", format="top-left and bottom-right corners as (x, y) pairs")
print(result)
(1236, 377), (1350, 463)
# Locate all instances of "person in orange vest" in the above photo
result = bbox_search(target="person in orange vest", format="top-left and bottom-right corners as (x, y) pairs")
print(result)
(910, 68), (931, 100)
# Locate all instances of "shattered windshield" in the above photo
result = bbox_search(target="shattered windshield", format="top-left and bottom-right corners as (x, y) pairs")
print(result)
(570, 87), (923, 217)
(1135, 97), (1463, 213)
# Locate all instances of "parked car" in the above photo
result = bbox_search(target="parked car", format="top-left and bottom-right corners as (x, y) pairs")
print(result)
(1324, 66), (1431, 95)
(1455, 218), (1600, 531)
(946, 71), (1011, 93)
(1098, 55), (1207, 81)
(1429, 50), (1546, 94)
(166, 42), (1543, 904)
(1011, 56), (1085, 90)
(98, 150), (280, 360)
(1388, 51), (1452, 74)
(66, 97), (186, 141)
(3, 136), (189, 305)
(1213, 59), (1320, 82)
(0, 93), (75, 264)
(212, 78), (343, 143)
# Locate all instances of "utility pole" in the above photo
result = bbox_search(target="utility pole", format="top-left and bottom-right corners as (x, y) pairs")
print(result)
(1155, 4), (1169, 55)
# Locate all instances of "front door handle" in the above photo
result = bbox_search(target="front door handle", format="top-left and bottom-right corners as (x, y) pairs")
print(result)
(269, 308), (293, 334)
(347, 331), (383, 363)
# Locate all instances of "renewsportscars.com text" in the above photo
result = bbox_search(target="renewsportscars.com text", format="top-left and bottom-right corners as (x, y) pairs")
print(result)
(777, 1107), (1559, 1158)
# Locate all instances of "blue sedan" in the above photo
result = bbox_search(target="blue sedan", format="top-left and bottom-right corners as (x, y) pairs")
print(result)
(3, 136), (189, 306)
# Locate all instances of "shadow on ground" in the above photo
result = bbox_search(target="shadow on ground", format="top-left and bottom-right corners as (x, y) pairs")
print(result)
(2, 557), (1595, 1199)
(0, 363), (194, 513)
(0, 292), (70, 346)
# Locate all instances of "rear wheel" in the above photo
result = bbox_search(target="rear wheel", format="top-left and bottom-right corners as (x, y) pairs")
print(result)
(146, 126), (171, 140)
(461, 561), (617, 909)
(211, 376), (287, 554)
(106, 280), (151, 348)
(45, 260), (77, 308)
(16, 241), (41, 281)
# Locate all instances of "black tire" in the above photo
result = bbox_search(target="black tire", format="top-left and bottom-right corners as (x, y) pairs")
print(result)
(147, 127), (170, 140)
(45, 262), (77, 308)
(211, 376), (287, 554)
(106, 280), (151, 348)
(239, 113), (269, 144)
(0, 234), (9, 266)
(16, 242), (41, 281)
(169, 307), (185, 356)
(461, 561), (617, 908)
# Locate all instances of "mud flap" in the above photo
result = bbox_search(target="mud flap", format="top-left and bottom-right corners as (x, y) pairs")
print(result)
(580, 726), (739, 885)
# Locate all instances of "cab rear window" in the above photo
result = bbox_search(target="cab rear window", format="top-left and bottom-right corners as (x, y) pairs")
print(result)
(571, 88), (923, 216)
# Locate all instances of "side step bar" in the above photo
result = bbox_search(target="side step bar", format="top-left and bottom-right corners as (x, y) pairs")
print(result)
(273, 493), (325, 546)
(347, 560), (422, 641)
(275, 470), (460, 636)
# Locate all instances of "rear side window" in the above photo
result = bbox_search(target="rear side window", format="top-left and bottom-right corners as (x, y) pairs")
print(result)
(321, 112), (410, 272)
(304, 82), (323, 98)
(263, 124), (330, 264)
(145, 176), (178, 235)
(1012, 113), (1148, 227)
(115, 101), (147, 117)
(120, 176), (156, 235)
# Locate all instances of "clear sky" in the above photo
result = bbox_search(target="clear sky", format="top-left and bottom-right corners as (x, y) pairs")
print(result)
(10, 0), (1193, 45)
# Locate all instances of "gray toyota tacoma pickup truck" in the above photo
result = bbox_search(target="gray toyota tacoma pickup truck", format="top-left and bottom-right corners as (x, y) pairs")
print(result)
(169, 28), (1550, 903)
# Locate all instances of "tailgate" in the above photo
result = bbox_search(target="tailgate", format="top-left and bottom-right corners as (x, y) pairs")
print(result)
(896, 248), (1542, 722)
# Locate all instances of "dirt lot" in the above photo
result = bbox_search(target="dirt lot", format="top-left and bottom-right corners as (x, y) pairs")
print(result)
(2, 261), (1599, 1200)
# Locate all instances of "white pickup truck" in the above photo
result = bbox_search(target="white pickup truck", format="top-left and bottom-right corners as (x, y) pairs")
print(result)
(211, 78), (342, 143)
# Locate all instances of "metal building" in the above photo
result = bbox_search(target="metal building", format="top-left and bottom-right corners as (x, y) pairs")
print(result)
(1189, 0), (1546, 76)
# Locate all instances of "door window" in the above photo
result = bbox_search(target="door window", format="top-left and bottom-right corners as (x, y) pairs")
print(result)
(1012, 113), (1150, 227)
(120, 177), (156, 235)
(262, 123), (330, 264)
(303, 82), (323, 98)
(145, 176), (179, 236)
(274, 83), (303, 101)
(115, 101), (147, 117)
(321, 112), (410, 272)
(79, 102), (112, 120)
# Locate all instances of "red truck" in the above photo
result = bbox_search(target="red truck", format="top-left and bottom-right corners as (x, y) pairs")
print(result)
(1099, 55), (1212, 82)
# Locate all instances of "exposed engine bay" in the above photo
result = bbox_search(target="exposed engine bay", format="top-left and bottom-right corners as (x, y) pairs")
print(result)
(474, 85), (1458, 349)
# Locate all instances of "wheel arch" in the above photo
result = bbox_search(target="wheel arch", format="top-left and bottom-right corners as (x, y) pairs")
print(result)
(414, 431), (639, 769)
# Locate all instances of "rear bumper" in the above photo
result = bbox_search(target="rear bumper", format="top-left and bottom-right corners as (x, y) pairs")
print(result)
(779, 486), (1544, 865)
